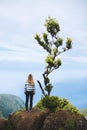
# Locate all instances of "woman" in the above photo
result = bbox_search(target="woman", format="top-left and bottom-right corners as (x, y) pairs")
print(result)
(24, 74), (35, 112)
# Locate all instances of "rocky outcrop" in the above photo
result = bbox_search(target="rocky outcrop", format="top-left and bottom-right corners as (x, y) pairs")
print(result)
(0, 109), (87, 130)
(42, 110), (87, 130)
(7, 109), (49, 130)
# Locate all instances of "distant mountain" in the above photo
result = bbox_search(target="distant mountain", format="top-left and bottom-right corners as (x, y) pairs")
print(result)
(0, 94), (24, 118)
(80, 108), (87, 116)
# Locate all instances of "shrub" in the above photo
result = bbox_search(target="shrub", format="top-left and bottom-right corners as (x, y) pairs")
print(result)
(35, 96), (82, 115)
(35, 100), (44, 110)
(63, 103), (81, 115)
(41, 96), (61, 112)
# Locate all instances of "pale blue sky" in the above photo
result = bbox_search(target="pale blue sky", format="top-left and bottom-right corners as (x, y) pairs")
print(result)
(0, 0), (87, 108)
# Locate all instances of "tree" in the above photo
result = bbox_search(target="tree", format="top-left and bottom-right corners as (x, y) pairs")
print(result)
(35, 16), (72, 96)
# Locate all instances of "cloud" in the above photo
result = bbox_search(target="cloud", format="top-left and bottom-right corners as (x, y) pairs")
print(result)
(71, 56), (87, 64)
(50, 69), (87, 85)
(61, 54), (87, 64)
(0, 41), (46, 63)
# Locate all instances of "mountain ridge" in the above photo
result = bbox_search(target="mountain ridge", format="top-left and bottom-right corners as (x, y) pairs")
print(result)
(0, 94), (24, 118)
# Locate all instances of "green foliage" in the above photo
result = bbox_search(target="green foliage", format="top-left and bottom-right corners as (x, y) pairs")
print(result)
(35, 16), (72, 96)
(44, 16), (60, 37)
(58, 128), (63, 130)
(41, 96), (60, 112)
(59, 98), (70, 108)
(45, 54), (54, 65)
(35, 100), (44, 110)
(52, 48), (58, 55)
(53, 58), (62, 68)
(62, 104), (80, 114)
(45, 83), (53, 95)
(66, 37), (72, 49)
(42, 33), (49, 44)
(0, 94), (24, 118)
(35, 96), (81, 115)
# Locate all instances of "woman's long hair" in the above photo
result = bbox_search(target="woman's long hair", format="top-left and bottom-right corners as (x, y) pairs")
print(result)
(27, 74), (34, 85)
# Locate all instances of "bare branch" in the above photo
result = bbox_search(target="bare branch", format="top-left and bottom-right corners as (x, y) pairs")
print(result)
(37, 80), (46, 96)
(57, 48), (68, 56)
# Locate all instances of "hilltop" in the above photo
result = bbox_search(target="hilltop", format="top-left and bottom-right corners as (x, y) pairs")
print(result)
(0, 109), (87, 130)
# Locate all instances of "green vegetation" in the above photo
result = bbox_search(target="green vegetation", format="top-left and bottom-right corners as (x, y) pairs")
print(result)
(35, 17), (72, 96)
(0, 94), (24, 118)
(58, 128), (63, 130)
(35, 96), (82, 115)
(66, 120), (75, 130)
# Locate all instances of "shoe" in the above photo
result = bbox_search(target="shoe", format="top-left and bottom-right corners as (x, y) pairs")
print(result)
(29, 108), (32, 112)
(30, 108), (32, 110)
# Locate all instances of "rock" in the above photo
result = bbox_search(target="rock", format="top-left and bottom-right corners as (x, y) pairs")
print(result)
(0, 118), (8, 130)
(42, 110), (87, 130)
(1, 109), (87, 130)
(7, 109), (49, 130)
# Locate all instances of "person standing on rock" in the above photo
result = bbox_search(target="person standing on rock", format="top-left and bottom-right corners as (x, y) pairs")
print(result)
(24, 74), (35, 112)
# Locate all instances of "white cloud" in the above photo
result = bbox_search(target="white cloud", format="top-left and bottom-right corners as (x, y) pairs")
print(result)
(61, 55), (87, 64)
(50, 69), (87, 84)
(71, 56), (87, 64)
(0, 41), (46, 63)
(0, 0), (87, 78)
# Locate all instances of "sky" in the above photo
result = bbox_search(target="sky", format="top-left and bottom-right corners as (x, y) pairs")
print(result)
(0, 0), (87, 109)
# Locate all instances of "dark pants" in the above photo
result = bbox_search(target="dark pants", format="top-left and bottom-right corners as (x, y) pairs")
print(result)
(25, 91), (33, 111)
